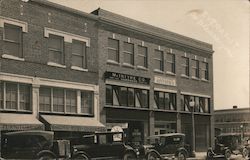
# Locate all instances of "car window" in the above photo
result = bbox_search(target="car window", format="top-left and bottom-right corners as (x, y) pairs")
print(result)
(166, 136), (182, 145)
(99, 135), (107, 144)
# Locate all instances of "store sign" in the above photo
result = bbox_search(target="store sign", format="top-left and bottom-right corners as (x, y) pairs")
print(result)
(154, 76), (176, 86)
(105, 72), (150, 85)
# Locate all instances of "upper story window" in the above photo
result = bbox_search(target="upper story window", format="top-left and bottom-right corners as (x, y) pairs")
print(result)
(181, 94), (210, 113)
(191, 59), (199, 78)
(123, 42), (134, 65)
(137, 46), (148, 68)
(106, 85), (149, 108)
(0, 81), (31, 111)
(48, 34), (64, 65)
(154, 91), (176, 111)
(201, 62), (209, 80)
(72, 40), (87, 69)
(3, 23), (23, 58)
(154, 50), (164, 71)
(166, 53), (175, 73)
(108, 38), (119, 62)
(181, 57), (189, 76)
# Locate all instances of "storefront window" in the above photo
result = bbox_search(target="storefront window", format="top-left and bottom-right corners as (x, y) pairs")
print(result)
(128, 88), (135, 107)
(181, 94), (210, 113)
(154, 91), (176, 110)
(40, 87), (51, 112)
(0, 82), (3, 109)
(66, 90), (77, 113)
(81, 91), (94, 115)
(53, 88), (64, 112)
(19, 84), (31, 111)
(106, 85), (112, 105)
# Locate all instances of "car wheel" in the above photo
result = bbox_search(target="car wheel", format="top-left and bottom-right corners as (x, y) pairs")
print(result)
(224, 149), (231, 160)
(147, 152), (159, 160)
(177, 152), (186, 160)
(206, 149), (214, 160)
(242, 148), (249, 159)
(38, 154), (55, 160)
(123, 152), (136, 160)
(74, 154), (89, 160)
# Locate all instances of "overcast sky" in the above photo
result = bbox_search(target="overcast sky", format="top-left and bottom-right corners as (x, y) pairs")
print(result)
(48, 0), (249, 109)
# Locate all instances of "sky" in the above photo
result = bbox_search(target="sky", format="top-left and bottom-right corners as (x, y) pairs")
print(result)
(48, 0), (249, 109)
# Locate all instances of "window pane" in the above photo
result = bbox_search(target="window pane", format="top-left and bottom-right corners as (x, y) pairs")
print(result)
(81, 91), (94, 114)
(184, 95), (190, 111)
(119, 87), (127, 106)
(66, 90), (77, 113)
(48, 35), (63, 50)
(124, 52), (133, 64)
(4, 41), (20, 57)
(4, 24), (21, 42)
(53, 88), (64, 112)
(106, 85), (113, 105)
(108, 49), (119, 62)
(124, 42), (134, 53)
(165, 93), (170, 110)
(108, 38), (119, 49)
(49, 50), (62, 64)
(154, 50), (163, 71)
(159, 92), (164, 109)
(6, 83), (17, 110)
(72, 55), (83, 68)
(194, 97), (199, 112)
(19, 84), (31, 111)
(113, 87), (120, 106)
(40, 87), (51, 112)
(136, 89), (148, 108)
(72, 40), (86, 68)
(127, 88), (134, 107)
(108, 38), (119, 62)
(0, 82), (3, 109)
(170, 93), (176, 110)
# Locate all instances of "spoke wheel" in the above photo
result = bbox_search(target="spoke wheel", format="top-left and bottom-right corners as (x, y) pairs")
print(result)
(75, 154), (89, 160)
(224, 149), (231, 160)
(147, 152), (158, 160)
(242, 148), (249, 159)
(123, 152), (136, 160)
(38, 154), (55, 160)
(177, 152), (186, 160)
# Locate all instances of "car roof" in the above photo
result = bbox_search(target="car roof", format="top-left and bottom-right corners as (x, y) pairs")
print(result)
(217, 133), (241, 137)
(148, 133), (185, 139)
(3, 130), (54, 137)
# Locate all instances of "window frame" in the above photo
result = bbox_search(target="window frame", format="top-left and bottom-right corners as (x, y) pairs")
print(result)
(154, 91), (177, 111)
(48, 34), (65, 65)
(154, 50), (164, 72)
(191, 59), (199, 78)
(72, 39), (87, 69)
(107, 38), (119, 63)
(181, 57), (189, 76)
(137, 45), (148, 68)
(123, 42), (134, 65)
(166, 53), (175, 74)
(201, 61), (209, 80)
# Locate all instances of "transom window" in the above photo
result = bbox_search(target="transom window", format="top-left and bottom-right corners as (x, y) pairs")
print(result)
(106, 85), (149, 108)
(191, 59), (199, 78)
(181, 57), (189, 76)
(48, 34), (64, 64)
(0, 81), (31, 111)
(154, 91), (176, 110)
(108, 38), (119, 62)
(166, 53), (175, 73)
(3, 23), (23, 58)
(72, 40), (87, 69)
(154, 50), (164, 71)
(138, 46), (148, 68)
(123, 42), (134, 65)
(201, 62), (209, 80)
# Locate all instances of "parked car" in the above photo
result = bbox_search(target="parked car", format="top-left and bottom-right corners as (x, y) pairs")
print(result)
(1, 130), (71, 160)
(207, 133), (250, 160)
(138, 133), (193, 160)
(71, 131), (139, 160)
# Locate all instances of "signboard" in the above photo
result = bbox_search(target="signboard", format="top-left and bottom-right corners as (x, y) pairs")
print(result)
(154, 76), (176, 86)
(104, 72), (150, 85)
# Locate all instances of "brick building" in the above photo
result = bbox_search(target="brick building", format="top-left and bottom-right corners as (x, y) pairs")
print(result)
(215, 107), (250, 137)
(93, 9), (214, 151)
(0, 0), (105, 155)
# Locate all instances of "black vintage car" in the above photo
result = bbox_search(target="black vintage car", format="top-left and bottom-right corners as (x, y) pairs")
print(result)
(207, 133), (250, 160)
(1, 130), (71, 160)
(71, 131), (138, 160)
(138, 133), (193, 160)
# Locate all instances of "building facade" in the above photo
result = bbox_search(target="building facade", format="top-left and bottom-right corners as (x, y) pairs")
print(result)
(93, 9), (214, 151)
(0, 0), (105, 155)
(215, 107), (250, 137)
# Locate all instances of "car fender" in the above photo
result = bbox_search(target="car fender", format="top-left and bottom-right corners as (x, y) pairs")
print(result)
(72, 151), (90, 159)
(37, 150), (56, 158)
(176, 147), (188, 157)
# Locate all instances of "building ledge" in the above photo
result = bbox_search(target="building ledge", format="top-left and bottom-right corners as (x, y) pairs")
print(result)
(2, 54), (25, 61)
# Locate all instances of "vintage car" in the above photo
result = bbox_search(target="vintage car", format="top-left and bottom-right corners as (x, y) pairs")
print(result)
(71, 131), (139, 160)
(207, 133), (250, 160)
(138, 133), (193, 160)
(1, 130), (71, 160)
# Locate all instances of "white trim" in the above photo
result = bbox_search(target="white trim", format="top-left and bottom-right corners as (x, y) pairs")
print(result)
(112, 33), (116, 39)
(0, 16), (28, 32)
(180, 91), (211, 98)
(154, 87), (177, 93)
(2, 54), (25, 61)
(47, 62), (66, 68)
(71, 66), (88, 72)
(44, 27), (90, 46)
(106, 79), (150, 90)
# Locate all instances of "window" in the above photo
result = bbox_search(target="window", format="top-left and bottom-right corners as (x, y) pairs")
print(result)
(81, 91), (94, 115)
(108, 38), (119, 62)
(53, 88), (64, 112)
(123, 42), (134, 65)
(191, 59), (199, 78)
(201, 62), (209, 80)
(0, 81), (31, 111)
(66, 90), (77, 113)
(105, 85), (149, 108)
(154, 50), (164, 71)
(3, 23), (23, 57)
(48, 34), (64, 64)
(166, 53), (175, 73)
(138, 46), (148, 68)
(181, 94), (210, 113)
(181, 57), (189, 76)
(154, 91), (176, 110)
(39, 87), (51, 112)
(72, 40), (87, 69)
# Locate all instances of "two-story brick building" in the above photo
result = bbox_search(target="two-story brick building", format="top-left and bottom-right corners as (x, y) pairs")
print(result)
(0, 0), (105, 154)
(93, 8), (214, 151)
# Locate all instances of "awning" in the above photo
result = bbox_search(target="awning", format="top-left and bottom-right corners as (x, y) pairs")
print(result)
(40, 115), (106, 132)
(0, 113), (44, 131)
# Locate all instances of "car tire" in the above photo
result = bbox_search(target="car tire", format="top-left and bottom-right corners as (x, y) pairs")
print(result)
(206, 149), (214, 160)
(74, 154), (89, 160)
(177, 152), (186, 160)
(224, 149), (231, 160)
(147, 152), (159, 160)
(242, 148), (249, 159)
(123, 152), (136, 160)
(38, 154), (55, 160)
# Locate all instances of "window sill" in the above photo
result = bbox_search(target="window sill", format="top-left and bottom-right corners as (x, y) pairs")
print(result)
(201, 78), (209, 82)
(47, 62), (66, 68)
(191, 76), (200, 81)
(154, 69), (164, 74)
(137, 66), (148, 71)
(39, 111), (94, 117)
(166, 71), (176, 76)
(71, 66), (88, 72)
(107, 60), (120, 66)
(181, 74), (190, 79)
(122, 63), (135, 69)
(2, 54), (25, 61)
(0, 109), (32, 114)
